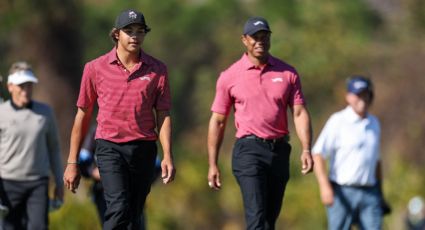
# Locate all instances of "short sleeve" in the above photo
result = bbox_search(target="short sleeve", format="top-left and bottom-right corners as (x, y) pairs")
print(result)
(211, 73), (232, 115)
(312, 115), (338, 159)
(288, 70), (306, 106)
(77, 62), (97, 109)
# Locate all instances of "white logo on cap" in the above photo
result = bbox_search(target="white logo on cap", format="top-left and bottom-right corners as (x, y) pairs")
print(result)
(353, 81), (367, 90)
(129, 11), (137, 19)
(253, 21), (264, 26)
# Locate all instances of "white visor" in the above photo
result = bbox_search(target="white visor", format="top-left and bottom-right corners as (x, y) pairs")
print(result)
(7, 70), (38, 85)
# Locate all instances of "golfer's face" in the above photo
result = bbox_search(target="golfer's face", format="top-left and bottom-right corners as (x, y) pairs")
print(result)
(117, 24), (146, 52)
(243, 30), (271, 58)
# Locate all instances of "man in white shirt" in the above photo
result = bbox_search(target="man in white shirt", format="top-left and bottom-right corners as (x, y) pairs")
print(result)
(313, 76), (386, 230)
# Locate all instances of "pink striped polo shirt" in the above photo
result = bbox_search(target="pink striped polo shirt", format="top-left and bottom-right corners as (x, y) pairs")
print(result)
(77, 47), (171, 143)
(211, 53), (306, 139)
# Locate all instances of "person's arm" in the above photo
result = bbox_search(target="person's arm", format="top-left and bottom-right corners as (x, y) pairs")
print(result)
(46, 107), (64, 201)
(156, 110), (175, 184)
(291, 104), (314, 174)
(63, 107), (93, 193)
(313, 154), (334, 205)
(207, 112), (228, 190)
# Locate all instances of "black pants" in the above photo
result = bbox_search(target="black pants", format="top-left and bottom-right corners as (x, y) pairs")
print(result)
(95, 139), (157, 230)
(0, 178), (49, 230)
(91, 181), (147, 230)
(232, 138), (291, 230)
(92, 181), (107, 224)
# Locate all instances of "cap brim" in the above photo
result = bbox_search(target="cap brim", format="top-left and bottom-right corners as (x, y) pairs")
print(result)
(349, 88), (371, 94)
(116, 22), (150, 31)
(10, 78), (38, 85)
(7, 71), (38, 85)
(245, 28), (272, 35)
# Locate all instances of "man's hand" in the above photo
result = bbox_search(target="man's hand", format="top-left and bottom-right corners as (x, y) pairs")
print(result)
(161, 157), (176, 184)
(63, 164), (81, 193)
(207, 164), (222, 190)
(300, 151), (314, 174)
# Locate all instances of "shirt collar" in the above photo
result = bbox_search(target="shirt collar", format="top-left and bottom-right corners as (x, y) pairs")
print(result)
(107, 47), (118, 64)
(107, 46), (152, 66)
(240, 52), (275, 70)
(344, 106), (369, 123)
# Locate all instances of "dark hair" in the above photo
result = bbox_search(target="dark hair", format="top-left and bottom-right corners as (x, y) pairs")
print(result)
(109, 28), (120, 44)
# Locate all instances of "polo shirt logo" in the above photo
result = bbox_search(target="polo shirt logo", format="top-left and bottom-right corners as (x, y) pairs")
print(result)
(139, 75), (151, 81)
(271, 77), (283, 83)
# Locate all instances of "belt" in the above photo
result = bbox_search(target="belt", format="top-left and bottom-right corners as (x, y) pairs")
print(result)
(242, 135), (289, 144)
(330, 181), (374, 189)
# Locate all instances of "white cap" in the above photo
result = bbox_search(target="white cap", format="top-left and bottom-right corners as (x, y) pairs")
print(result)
(7, 70), (38, 85)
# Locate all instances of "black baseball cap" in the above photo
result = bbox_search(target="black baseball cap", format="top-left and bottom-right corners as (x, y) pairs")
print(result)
(243, 17), (272, 35)
(115, 9), (151, 32)
(346, 76), (373, 94)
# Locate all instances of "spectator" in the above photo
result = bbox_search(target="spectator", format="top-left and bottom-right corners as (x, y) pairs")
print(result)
(0, 61), (63, 229)
(312, 76), (389, 229)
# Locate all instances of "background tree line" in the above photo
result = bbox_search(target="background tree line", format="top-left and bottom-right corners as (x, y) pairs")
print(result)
(0, 0), (424, 229)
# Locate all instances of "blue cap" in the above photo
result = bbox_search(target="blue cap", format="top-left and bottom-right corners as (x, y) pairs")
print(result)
(346, 76), (373, 94)
(243, 17), (271, 35)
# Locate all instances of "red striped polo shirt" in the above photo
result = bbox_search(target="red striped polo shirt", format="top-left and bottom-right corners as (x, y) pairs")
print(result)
(211, 53), (306, 139)
(77, 47), (171, 143)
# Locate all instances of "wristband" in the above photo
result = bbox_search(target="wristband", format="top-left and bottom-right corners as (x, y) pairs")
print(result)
(302, 150), (311, 153)
(67, 162), (79, 165)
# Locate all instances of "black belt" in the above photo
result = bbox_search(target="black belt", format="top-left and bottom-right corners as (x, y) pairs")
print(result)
(242, 135), (289, 144)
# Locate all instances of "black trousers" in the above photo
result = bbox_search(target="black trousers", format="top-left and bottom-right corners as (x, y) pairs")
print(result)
(95, 139), (157, 230)
(0, 178), (49, 230)
(232, 138), (291, 230)
(91, 181), (147, 230)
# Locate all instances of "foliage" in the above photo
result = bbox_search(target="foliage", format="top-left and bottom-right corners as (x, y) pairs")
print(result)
(49, 181), (101, 230)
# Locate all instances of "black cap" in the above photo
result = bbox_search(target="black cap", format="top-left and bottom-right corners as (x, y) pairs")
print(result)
(243, 17), (271, 35)
(115, 9), (151, 32)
